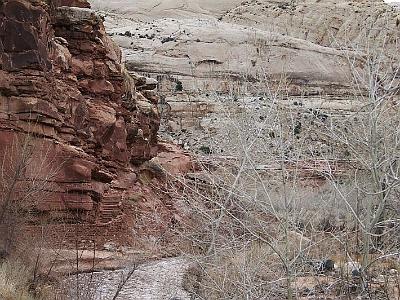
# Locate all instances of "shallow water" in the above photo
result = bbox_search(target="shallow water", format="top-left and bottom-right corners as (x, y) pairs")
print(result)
(63, 257), (191, 300)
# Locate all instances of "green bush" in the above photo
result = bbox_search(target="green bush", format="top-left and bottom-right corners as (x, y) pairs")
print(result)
(175, 81), (183, 92)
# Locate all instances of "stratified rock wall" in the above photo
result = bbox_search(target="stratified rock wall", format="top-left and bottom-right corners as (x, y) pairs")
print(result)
(0, 0), (164, 234)
(93, 0), (399, 156)
(223, 0), (400, 48)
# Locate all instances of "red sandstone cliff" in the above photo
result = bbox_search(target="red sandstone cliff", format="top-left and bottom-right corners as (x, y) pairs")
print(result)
(0, 0), (192, 246)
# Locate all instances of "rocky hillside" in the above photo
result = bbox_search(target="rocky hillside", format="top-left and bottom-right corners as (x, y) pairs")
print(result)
(0, 0), (192, 247)
(90, 0), (399, 154)
(223, 0), (399, 47)
(91, 0), (399, 95)
(0, 0), (398, 245)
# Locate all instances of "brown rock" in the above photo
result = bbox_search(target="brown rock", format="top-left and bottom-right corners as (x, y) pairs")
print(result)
(79, 79), (115, 95)
(0, 0), (184, 247)
(153, 143), (194, 175)
(70, 57), (94, 75)
(2, 20), (38, 52)
(111, 172), (137, 189)
(53, 0), (91, 9)
(52, 42), (72, 71)
(62, 194), (93, 211)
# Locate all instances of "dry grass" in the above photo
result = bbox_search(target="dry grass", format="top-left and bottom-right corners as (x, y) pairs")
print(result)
(183, 242), (286, 300)
(0, 259), (38, 300)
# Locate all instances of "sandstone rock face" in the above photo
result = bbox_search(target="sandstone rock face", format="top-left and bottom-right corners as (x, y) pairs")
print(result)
(222, 0), (400, 48)
(92, 0), (399, 96)
(0, 0), (192, 244)
(91, 0), (399, 155)
(101, 12), (356, 98)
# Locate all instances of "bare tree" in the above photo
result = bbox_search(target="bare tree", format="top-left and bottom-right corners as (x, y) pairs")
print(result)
(164, 73), (354, 299)
(324, 17), (400, 274)
(160, 15), (400, 299)
(0, 129), (59, 255)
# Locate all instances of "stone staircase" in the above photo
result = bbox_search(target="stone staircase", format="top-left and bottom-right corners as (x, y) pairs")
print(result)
(97, 195), (123, 225)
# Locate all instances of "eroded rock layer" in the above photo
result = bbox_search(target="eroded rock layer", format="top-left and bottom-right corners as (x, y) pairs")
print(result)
(0, 0), (190, 245)
(91, 0), (399, 155)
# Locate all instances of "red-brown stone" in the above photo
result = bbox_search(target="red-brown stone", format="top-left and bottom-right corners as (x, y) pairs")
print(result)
(0, 0), (161, 229)
(0, 0), (194, 249)
(53, 0), (91, 9)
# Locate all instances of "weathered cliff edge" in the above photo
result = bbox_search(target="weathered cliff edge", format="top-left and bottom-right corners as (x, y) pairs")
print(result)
(0, 0), (192, 247)
(93, 0), (399, 97)
(91, 0), (399, 155)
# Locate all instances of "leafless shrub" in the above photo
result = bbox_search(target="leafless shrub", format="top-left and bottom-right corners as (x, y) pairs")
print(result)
(0, 130), (60, 254)
(158, 15), (400, 300)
